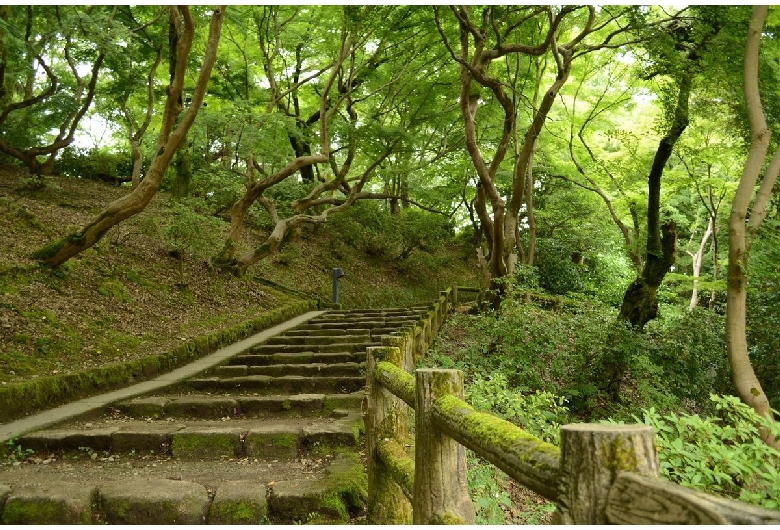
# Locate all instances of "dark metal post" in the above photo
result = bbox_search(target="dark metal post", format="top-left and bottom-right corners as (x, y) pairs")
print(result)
(332, 268), (345, 304)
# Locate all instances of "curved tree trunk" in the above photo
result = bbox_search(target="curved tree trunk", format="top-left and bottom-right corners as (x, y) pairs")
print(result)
(616, 74), (690, 331)
(33, 6), (225, 267)
(598, 73), (691, 402)
(726, 5), (779, 448)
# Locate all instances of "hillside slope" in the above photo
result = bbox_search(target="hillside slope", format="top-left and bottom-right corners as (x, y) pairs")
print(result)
(0, 166), (476, 386)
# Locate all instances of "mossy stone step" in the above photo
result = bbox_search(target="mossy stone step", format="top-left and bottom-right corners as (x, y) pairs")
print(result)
(17, 414), (363, 459)
(114, 392), (363, 419)
(279, 328), (373, 337)
(249, 342), (378, 354)
(185, 375), (366, 395)
(263, 334), (371, 346)
(300, 317), (425, 328)
(0, 452), (367, 524)
(318, 309), (426, 317)
(215, 362), (362, 378)
(307, 315), (423, 324)
(230, 351), (358, 366)
(1, 481), (95, 524)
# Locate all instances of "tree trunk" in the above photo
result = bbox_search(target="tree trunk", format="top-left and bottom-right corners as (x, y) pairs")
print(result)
(689, 216), (713, 311)
(172, 139), (192, 199)
(597, 73), (691, 402)
(726, 5), (779, 447)
(32, 6), (225, 267)
(616, 72), (690, 330)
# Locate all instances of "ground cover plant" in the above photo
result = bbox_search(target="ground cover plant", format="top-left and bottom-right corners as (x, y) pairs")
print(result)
(424, 282), (776, 522)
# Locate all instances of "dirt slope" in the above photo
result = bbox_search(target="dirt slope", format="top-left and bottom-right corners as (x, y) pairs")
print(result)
(0, 166), (476, 386)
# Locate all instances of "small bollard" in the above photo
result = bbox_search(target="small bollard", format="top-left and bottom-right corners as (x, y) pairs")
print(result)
(332, 268), (345, 304)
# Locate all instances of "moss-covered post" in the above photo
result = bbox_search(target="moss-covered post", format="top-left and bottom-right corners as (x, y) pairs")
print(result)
(413, 369), (475, 524)
(554, 424), (659, 524)
(412, 324), (425, 366)
(366, 346), (412, 524)
(382, 333), (414, 372)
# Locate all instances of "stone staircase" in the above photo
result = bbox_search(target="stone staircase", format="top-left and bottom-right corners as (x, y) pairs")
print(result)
(0, 307), (430, 524)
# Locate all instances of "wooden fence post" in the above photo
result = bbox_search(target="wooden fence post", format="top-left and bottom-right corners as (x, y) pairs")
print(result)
(554, 423), (660, 524)
(382, 334), (414, 372)
(366, 346), (412, 524)
(414, 368), (475, 524)
(451, 285), (458, 306)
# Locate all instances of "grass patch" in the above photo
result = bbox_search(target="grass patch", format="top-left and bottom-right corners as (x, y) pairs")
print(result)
(98, 279), (132, 303)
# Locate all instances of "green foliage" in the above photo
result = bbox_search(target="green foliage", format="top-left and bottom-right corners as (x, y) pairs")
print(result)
(97, 279), (131, 303)
(644, 309), (731, 405)
(466, 374), (568, 445)
(54, 147), (132, 183)
(467, 453), (512, 525)
(2, 437), (34, 462)
(160, 199), (225, 262)
(189, 165), (244, 216)
(745, 218), (780, 409)
(637, 395), (780, 510)
(533, 238), (585, 295)
(327, 202), (453, 263)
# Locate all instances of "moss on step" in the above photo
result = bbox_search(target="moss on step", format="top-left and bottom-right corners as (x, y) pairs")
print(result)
(171, 430), (242, 459)
(1, 484), (94, 524)
(208, 483), (268, 525)
(268, 452), (367, 524)
(244, 430), (300, 459)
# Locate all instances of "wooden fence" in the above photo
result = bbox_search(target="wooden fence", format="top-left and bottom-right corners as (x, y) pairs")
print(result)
(364, 287), (780, 524)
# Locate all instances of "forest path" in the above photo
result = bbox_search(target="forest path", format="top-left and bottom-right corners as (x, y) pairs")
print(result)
(0, 306), (429, 524)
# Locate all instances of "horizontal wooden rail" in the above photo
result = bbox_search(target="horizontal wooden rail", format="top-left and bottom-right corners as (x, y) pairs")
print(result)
(367, 285), (780, 524)
(375, 361), (415, 408)
(607, 471), (780, 525)
(432, 393), (560, 502)
(376, 438), (414, 502)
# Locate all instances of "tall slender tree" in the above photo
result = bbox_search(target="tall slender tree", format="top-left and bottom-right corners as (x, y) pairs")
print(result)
(726, 5), (780, 447)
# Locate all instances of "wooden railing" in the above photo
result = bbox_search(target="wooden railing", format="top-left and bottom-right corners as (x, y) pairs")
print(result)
(364, 287), (780, 525)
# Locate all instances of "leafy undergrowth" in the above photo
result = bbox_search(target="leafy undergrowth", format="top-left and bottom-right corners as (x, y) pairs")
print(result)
(427, 297), (780, 521)
(0, 165), (476, 386)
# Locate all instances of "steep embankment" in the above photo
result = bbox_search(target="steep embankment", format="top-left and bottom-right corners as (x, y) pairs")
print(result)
(0, 166), (476, 396)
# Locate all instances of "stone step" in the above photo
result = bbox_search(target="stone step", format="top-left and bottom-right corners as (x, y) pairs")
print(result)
(184, 375), (366, 395)
(280, 328), (374, 337)
(262, 333), (371, 346)
(16, 414), (363, 460)
(215, 362), (362, 378)
(297, 321), (418, 331)
(308, 314), (424, 323)
(319, 308), (427, 317)
(0, 452), (366, 524)
(230, 351), (362, 366)
(114, 392), (364, 420)
(249, 342), (378, 354)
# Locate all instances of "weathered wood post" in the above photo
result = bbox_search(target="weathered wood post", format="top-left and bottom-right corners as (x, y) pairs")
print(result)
(451, 285), (458, 306)
(413, 368), (475, 524)
(382, 334), (414, 372)
(366, 346), (412, 524)
(409, 324), (423, 367)
(554, 423), (660, 524)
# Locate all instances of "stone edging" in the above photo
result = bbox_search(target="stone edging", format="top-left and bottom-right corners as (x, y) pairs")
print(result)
(0, 298), (317, 424)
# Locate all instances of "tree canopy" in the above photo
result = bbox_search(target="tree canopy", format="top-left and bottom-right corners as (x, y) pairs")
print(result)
(3, 5), (780, 419)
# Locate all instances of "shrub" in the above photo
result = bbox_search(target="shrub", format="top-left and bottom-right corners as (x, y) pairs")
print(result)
(55, 147), (133, 183)
(636, 394), (780, 510)
(533, 238), (585, 295)
(160, 199), (225, 272)
(189, 165), (244, 216)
